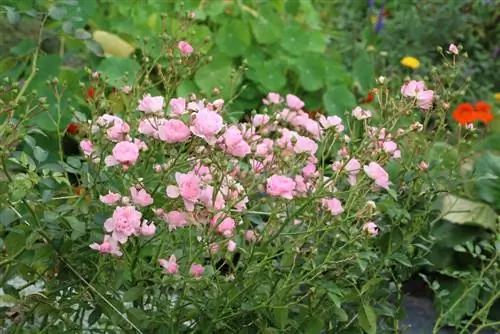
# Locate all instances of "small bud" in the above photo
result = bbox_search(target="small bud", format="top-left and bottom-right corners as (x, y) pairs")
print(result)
(436, 46), (443, 53)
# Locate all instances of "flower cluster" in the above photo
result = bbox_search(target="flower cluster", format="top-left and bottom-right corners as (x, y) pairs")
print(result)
(452, 101), (494, 125)
(82, 80), (431, 276)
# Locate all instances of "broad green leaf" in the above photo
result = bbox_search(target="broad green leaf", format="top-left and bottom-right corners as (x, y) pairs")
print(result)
(66, 217), (86, 240)
(358, 303), (377, 334)
(216, 19), (251, 57)
(353, 51), (375, 93)
(323, 85), (356, 117)
(123, 285), (143, 302)
(247, 60), (287, 92)
(176, 80), (198, 98)
(74, 28), (91, 40)
(10, 39), (36, 57)
(294, 53), (325, 92)
(440, 194), (497, 230)
(33, 146), (48, 163)
(97, 57), (140, 87)
(194, 56), (239, 99)
(474, 152), (500, 209)
(250, 6), (283, 45)
(48, 6), (67, 20)
(92, 30), (135, 57)
(280, 22), (309, 55)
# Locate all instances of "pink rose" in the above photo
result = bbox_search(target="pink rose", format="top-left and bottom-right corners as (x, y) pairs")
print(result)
(382, 141), (398, 154)
(104, 206), (142, 243)
(178, 41), (194, 55)
(286, 94), (305, 110)
(100, 191), (121, 205)
(90, 235), (122, 257)
(364, 162), (390, 190)
(319, 115), (343, 129)
(266, 175), (296, 199)
(190, 264), (205, 278)
(166, 172), (201, 211)
(158, 119), (191, 143)
(169, 97), (187, 115)
(263, 92), (281, 105)
(138, 94), (164, 113)
(252, 114), (270, 127)
(106, 141), (140, 167)
(159, 255), (178, 274)
(80, 139), (93, 157)
(140, 221), (156, 237)
(227, 240), (237, 252)
(190, 109), (224, 144)
(322, 198), (344, 216)
(245, 230), (257, 243)
(215, 216), (236, 238)
(400, 80), (434, 110)
(294, 135), (318, 155)
(138, 117), (166, 138)
(222, 126), (251, 158)
(449, 43), (459, 55)
(165, 211), (188, 231)
(363, 222), (379, 236)
(130, 187), (153, 207)
(352, 106), (372, 120)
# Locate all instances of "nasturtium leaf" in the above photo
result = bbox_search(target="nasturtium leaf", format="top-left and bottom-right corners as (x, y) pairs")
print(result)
(247, 60), (287, 93)
(92, 30), (135, 57)
(353, 51), (375, 93)
(195, 56), (238, 99)
(440, 194), (497, 230)
(97, 57), (141, 87)
(322, 85), (356, 117)
(280, 22), (309, 55)
(216, 19), (251, 57)
(176, 80), (199, 98)
(250, 6), (283, 45)
(324, 62), (350, 86)
(473, 152), (500, 209)
(294, 53), (325, 92)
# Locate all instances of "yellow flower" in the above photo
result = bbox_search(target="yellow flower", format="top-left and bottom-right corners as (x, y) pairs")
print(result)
(400, 56), (420, 70)
(371, 15), (378, 24)
(495, 92), (500, 103)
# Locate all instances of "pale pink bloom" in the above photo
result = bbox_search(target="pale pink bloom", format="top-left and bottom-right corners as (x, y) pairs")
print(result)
(165, 211), (188, 231)
(294, 175), (309, 195)
(255, 138), (274, 156)
(382, 141), (398, 154)
(449, 43), (459, 55)
(89, 235), (122, 256)
(263, 92), (281, 105)
(363, 222), (379, 236)
(279, 108), (298, 123)
(294, 135), (318, 155)
(322, 198), (344, 216)
(227, 240), (237, 252)
(332, 161), (343, 172)
(252, 114), (270, 127)
(364, 162), (390, 190)
(266, 175), (296, 199)
(169, 97), (186, 115)
(393, 150), (401, 159)
(100, 191), (121, 205)
(194, 164), (213, 183)
(245, 230), (257, 243)
(400, 80), (434, 110)
(212, 99), (225, 109)
(159, 255), (178, 274)
(303, 162), (319, 178)
(106, 141), (139, 166)
(167, 172), (202, 211)
(319, 115), (343, 129)
(210, 243), (219, 254)
(338, 146), (349, 158)
(294, 219), (302, 225)
(352, 106), (372, 120)
(286, 94), (305, 110)
(138, 94), (164, 113)
(199, 185), (225, 210)
(178, 41), (194, 55)
(130, 187), (153, 207)
(213, 216), (236, 238)
(222, 126), (251, 158)
(138, 117), (165, 138)
(190, 109), (224, 144)
(419, 160), (429, 172)
(190, 264), (205, 278)
(158, 119), (191, 143)
(106, 119), (130, 142)
(140, 221), (156, 237)
(345, 158), (361, 185)
(133, 138), (148, 151)
(80, 140), (93, 157)
(104, 206), (142, 243)
(122, 85), (132, 94)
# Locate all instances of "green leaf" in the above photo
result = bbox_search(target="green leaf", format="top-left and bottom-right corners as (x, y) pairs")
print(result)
(48, 6), (67, 20)
(123, 285), (143, 302)
(280, 22), (309, 55)
(323, 85), (356, 117)
(66, 217), (86, 240)
(88, 306), (102, 327)
(474, 152), (500, 209)
(97, 57), (141, 87)
(74, 28), (91, 40)
(440, 194), (497, 230)
(194, 56), (239, 99)
(247, 60), (287, 92)
(33, 146), (48, 163)
(358, 303), (377, 334)
(176, 80), (198, 98)
(272, 308), (288, 330)
(352, 51), (375, 93)
(216, 19), (251, 57)
(10, 39), (36, 57)
(4, 6), (20, 25)
(250, 6), (283, 45)
(294, 53), (325, 92)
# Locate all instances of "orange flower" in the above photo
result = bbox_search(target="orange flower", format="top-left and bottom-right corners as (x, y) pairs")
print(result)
(474, 101), (493, 124)
(452, 103), (476, 125)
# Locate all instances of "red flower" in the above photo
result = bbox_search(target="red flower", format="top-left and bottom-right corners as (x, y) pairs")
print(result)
(87, 87), (95, 99)
(452, 101), (493, 125)
(66, 123), (80, 134)
(360, 93), (374, 104)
